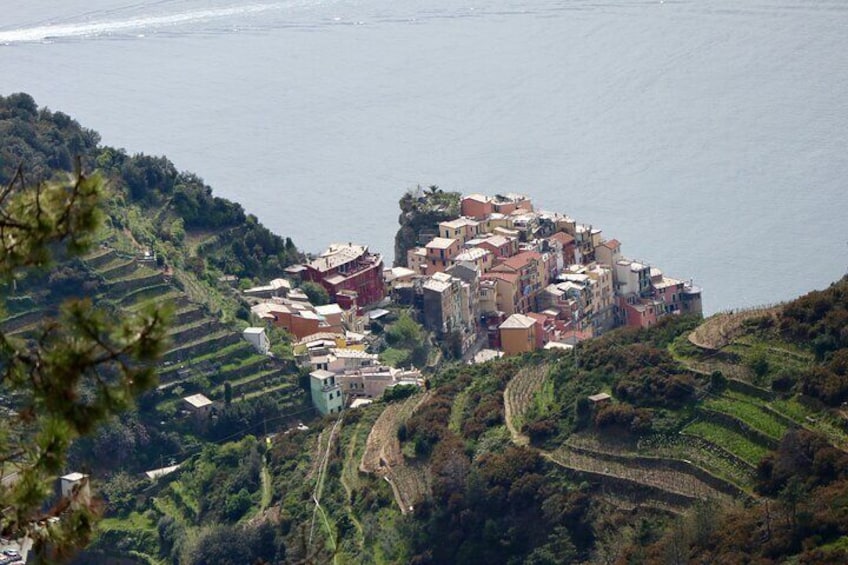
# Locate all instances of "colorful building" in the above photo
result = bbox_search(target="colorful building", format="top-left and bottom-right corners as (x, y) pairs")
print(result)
(310, 369), (344, 416)
(302, 243), (385, 307)
(499, 313), (541, 355)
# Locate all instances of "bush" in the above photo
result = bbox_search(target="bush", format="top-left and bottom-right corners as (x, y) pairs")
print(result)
(383, 384), (418, 403)
(710, 370), (727, 391)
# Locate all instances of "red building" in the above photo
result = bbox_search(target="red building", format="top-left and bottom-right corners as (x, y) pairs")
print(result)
(303, 243), (385, 308)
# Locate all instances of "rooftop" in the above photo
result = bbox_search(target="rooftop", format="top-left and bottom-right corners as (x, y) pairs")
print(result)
(426, 237), (458, 250)
(423, 274), (454, 293)
(440, 217), (479, 229)
(548, 232), (575, 246)
(599, 239), (620, 249)
(496, 250), (541, 270)
(454, 247), (491, 262)
(183, 393), (212, 409)
(482, 271), (519, 284)
(331, 348), (378, 359)
(479, 234), (513, 247)
(296, 332), (345, 345)
(315, 304), (344, 316)
(544, 342), (574, 351)
(499, 313), (537, 329)
(243, 327), (266, 335)
(310, 369), (336, 381)
(309, 243), (369, 273)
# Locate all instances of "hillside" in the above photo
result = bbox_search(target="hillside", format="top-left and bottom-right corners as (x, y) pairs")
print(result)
(0, 93), (315, 562)
(238, 278), (847, 564)
(3, 92), (846, 564)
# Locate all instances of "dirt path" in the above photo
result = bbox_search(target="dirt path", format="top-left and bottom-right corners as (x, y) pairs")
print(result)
(360, 393), (430, 514)
(689, 306), (782, 350)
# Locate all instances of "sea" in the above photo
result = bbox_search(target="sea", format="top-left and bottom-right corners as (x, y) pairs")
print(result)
(1, 0), (847, 314)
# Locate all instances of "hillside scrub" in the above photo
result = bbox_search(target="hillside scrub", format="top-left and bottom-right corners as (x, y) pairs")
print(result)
(393, 186), (460, 267)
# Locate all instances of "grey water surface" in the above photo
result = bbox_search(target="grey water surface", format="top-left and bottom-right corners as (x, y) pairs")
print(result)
(2, 0), (847, 313)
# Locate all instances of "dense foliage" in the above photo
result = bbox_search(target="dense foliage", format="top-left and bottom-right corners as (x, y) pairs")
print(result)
(0, 92), (302, 283)
(522, 316), (702, 442)
(0, 157), (169, 556)
(639, 429), (848, 563)
(778, 276), (848, 405)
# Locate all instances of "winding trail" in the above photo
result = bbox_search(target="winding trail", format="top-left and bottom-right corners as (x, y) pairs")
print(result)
(360, 392), (431, 514)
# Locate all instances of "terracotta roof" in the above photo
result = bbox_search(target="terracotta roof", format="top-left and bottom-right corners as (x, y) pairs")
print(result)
(548, 232), (575, 245)
(482, 272), (519, 284)
(599, 239), (620, 249)
(527, 312), (549, 324)
(494, 251), (541, 271)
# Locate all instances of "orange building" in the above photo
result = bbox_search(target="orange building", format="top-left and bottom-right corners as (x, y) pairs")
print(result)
(499, 313), (540, 356)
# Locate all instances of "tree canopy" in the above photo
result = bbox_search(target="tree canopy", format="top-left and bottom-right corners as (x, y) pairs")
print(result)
(0, 165), (169, 559)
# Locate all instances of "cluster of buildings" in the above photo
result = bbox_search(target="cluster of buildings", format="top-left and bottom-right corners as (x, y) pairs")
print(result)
(244, 245), (421, 416)
(391, 192), (702, 356)
(241, 192), (702, 414)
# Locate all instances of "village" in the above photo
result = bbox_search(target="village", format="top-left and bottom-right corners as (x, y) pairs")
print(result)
(216, 191), (704, 417)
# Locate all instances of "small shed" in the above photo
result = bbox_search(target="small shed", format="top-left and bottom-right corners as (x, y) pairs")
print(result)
(183, 393), (213, 421)
(59, 472), (90, 505)
(588, 392), (612, 406)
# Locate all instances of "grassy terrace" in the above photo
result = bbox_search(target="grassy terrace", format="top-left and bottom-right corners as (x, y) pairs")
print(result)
(163, 330), (241, 362)
(704, 394), (788, 439)
(124, 289), (186, 312)
(682, 420), (771, 467)
(573, 433), (757, 492)
(237, 381), (298, 402)
(118, 283), (176, 307)
(210, 366), (278, 394)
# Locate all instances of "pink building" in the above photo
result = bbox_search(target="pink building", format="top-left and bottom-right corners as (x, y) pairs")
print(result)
(424, 237), (461, 275)
(460, 194), (495, 219)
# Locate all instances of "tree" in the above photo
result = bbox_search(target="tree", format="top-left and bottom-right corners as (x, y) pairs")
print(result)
(0, 165), (169, 559)
(224, 381), (233, 405)
(300, 281), (329, 306)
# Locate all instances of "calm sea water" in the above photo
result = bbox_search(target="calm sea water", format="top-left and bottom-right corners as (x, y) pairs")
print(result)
(2, 0), (847, 314)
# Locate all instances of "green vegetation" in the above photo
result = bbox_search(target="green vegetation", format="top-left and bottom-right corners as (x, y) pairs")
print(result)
(0, 148), (169, 555)
(6, 93), (848, 564)
(393, 185), (461, 267)
(379, 310), (430, 368)
(704, 394), (788, 439)
(683, 421), (770, 466)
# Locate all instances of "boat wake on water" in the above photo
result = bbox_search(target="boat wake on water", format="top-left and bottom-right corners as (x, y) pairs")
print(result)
(0, 0), (314, 44)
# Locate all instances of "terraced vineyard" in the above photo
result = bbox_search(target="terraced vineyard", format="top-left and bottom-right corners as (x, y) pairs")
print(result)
(503, 365), (549, 446)
(682, 420), (771, 467)
(546, 444), (735, 511)
(678, 315), (848, 473)
(360, 393), (431, 514)
(502, 366), (742, 514)
(1, 242), (304, 420)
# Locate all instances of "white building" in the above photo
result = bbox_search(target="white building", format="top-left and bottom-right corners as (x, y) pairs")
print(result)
(242, 327), (270, 354)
